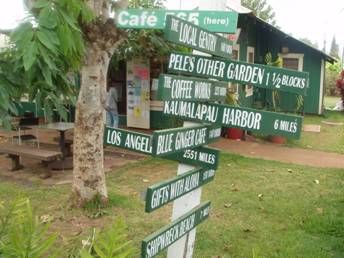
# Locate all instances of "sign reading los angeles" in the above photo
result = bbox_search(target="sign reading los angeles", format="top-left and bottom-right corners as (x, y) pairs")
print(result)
(164, 15), (233, 58)
(168, 52), (309, 95)
(163, 100), (303, 139)
(116, 9), (238, 33)
(158, 74), (227, 102)
(145, 168), (215, 212)
(152, 125), (221, 156)
(141, 201), (210, 258)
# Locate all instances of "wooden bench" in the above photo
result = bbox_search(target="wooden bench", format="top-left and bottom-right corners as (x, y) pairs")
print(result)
(0, 145), (62, 171)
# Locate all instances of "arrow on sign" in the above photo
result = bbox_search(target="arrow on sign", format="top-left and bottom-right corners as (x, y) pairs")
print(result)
(168, 52), (309, 96)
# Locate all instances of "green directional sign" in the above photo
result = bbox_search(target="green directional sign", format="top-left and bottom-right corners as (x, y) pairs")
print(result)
(158, 74), (227, 102)
(164, 146), (220, 170)
(168, 52), (309, 96)
(165, 15), (233, 58)
(163, 100), (303, 139)
(116, 9), (238, 33)
(141, 201), (210, 258)
(104, 127), (152, 154)
(152, 125), (221, 156)
(145, 168), (215, 212)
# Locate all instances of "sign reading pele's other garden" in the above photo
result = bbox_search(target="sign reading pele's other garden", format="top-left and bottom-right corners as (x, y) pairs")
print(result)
(141, 201), (211, 258)
(145, 168), (215, 212)
(152, 125), (221, 156)
(158, 74), (227, 102)
(163, 100), (303, 139)
(115, 9), (238, 33)
(164, 15), (233, 58)
(164, 146), (220, 170)
(168, 52), (309, 96)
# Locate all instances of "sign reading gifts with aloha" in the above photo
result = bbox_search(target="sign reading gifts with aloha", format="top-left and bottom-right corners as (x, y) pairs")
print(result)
(115, 9), (238, 33)
(164, 15), (233, 58)
(167, 52), (309, 96)
(157, 74), (227, 102)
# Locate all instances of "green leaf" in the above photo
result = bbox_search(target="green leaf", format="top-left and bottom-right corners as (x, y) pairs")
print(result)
(32, 0), (50, 9)
(39, 6), (59, 29)
(36, 30), (58, 53)
(23, 41), (38, 71)
(42, 66), (52, 86)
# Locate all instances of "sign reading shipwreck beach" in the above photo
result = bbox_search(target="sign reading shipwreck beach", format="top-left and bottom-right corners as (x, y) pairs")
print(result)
(141, 202), (211, 258)
(116, 9), (238, 33)
(152, 125), (221, 156)
(145, 168), (215, 212)
(168, 52), (309, 95)
(164, 15), (233, 58)
(158, 74), (227, 102)
(163, 100), (303, 139)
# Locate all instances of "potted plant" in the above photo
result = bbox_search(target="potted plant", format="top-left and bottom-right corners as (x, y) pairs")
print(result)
(224, 89), (244, 140)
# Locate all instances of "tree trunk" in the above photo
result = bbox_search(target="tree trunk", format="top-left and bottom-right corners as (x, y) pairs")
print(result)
(72, 44), (110, 204)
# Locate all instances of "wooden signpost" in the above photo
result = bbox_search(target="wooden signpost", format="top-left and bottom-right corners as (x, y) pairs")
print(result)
(164, 15), (233, 58)
(110, 7), (308, 258)
(115, 9), (238, 33)
(167, 52), (309, 96)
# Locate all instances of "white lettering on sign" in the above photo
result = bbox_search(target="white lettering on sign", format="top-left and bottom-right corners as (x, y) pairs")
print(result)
(169, 53), (195, 72)
(164, 101), (219, 123)
(220, 42), (232, 54)
(274, 119), (298, 134)
(170, 172), (200, 199)
(117, 11), (158, 27)
(196, 58), (226, 77)
(198, 152), (216, 165)
(194, 81), (211, 99)
(151, 186), (170, 209)
(174, 128), (207, 151)
(198, 31), (217, 52)
(124, 134), (152, 153)
(165, 12), (200, 25)
(227, 63), (265, 85)
(145, 214), (196, 258)
(179, 22), (198, 47)
(106, 130), (121, 145)
(202, 169), (215, 181)
(222, 108), (262, 130)
(171, 79), (193, 99)
(281, 74), (306, 89)
(156, 133), (173, 155)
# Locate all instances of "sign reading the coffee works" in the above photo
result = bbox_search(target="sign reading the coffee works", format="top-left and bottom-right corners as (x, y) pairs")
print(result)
(164, 15), (233, 58)
(164, 146), (220, 170)
(163, 100), (303, 139)
(152, 125), (221, 156)
(145, 168), (215, 212)
(168, 52), (309, 96)
(116, 9), (238, 33)
(158, 74), (227, 102)
(141, 201), (210, 258)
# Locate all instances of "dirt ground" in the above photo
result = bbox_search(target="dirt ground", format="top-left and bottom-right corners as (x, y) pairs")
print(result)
(210, 138), (344, 169)
(0, 129), (147, 186)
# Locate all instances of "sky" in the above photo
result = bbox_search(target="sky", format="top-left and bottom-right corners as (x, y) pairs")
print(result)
(0, 0), (343, 55)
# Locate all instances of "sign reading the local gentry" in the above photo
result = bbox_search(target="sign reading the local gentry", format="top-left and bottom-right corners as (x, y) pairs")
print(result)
(163, 100), (303, 139)
(168, 52), (309, 96)
(104, 127), (152, 154)
(164, 146), (220, 170)
(145, 168), (215, 212)
(164, 15), (233, 58)
(152, 125), (221, 156)
(158, 74), (227, 102)
(116, 9), (238, 33)
(141, 201), (210, 258)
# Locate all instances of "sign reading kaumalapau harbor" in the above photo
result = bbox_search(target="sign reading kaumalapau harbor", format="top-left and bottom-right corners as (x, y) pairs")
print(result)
(163, 100), (303, 139)
(164, 15), (233, 58)
(145, 168), (215, 212)
(141, 201), (210, 258)
(168, 52), (309, 96)
(158, 74), (227, 102)
(115, 9), (238, 33)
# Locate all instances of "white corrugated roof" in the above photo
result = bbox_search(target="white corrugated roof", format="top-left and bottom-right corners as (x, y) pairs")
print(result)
(226, 0), (251, 13)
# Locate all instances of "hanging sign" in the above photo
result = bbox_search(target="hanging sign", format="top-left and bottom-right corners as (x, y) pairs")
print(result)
(158, 74), (227, 102)
(152, 125), (221, 156)
(104, 127), (152, 154)
(145, 168), (215, 212)
(168, 52), (309, 96)
(164, 15), (233, 58)
(141, 201), (211, 258)
(164, 146), (220, 170)
(116, 9), (238, 33)
(163, 100), (303, 139)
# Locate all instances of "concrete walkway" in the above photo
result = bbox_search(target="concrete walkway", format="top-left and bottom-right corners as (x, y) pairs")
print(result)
(210, 139), (344, 169)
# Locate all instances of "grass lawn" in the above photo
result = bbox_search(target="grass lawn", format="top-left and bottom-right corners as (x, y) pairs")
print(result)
(1, 154), (343, 257)
(287, 110), (344, 154)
